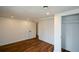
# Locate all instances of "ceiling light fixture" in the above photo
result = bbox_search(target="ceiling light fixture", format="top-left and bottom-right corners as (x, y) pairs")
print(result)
(43, 6), (48, 9)
(43, 6), (50, 15)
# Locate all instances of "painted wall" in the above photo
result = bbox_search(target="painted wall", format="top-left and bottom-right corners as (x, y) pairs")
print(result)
(62, 14), (79, 52)
(0, 17), (36, 46)
(38, 17), (54, 45)
(54, 15), (61, 52)
(54, 8), (79, 52)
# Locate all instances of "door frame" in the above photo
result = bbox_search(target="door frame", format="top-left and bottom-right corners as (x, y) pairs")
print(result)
(54, 8), (79, 52)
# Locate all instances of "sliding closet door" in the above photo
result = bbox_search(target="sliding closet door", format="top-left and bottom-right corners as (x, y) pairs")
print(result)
(62, 14), (79, 52)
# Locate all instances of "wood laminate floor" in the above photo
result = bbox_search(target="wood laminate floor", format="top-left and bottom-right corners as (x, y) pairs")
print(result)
(0, 38), (54, 52)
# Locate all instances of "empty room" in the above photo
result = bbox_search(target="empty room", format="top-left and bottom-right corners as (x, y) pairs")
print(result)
(0, 6), (79, 52)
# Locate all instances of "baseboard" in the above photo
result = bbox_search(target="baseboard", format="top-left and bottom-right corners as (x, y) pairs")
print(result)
(62, 48), (70, 52)
(0, 37), (36, 47)
(40, 39), (53, 45)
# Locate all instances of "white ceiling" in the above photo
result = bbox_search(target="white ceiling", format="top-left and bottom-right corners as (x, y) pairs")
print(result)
(0, 6), (79, 21)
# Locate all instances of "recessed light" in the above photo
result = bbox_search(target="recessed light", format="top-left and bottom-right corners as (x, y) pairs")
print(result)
(27, 18), (29, 20)
(11, 16), (14, 18)
(46, 12), (50, 15)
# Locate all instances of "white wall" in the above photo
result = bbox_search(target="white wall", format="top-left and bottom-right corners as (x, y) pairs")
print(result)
(38, 17), (54, 45)
(62, 14), (79, 52)
(54, 15), (61, 52)
(0, 17), (36, 46)
(54, 8), (79, 52)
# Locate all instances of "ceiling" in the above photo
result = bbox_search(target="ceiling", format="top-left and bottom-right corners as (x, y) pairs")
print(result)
(0, 6), (79, 22)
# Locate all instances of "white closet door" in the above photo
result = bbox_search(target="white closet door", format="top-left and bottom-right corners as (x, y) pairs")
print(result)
(62, 14), (79, 52)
